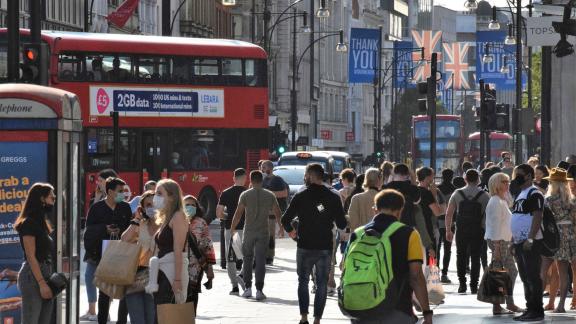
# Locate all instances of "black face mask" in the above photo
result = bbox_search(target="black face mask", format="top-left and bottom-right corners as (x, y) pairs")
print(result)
(512, 175), (526, 186)
(43, 204), (54, 213)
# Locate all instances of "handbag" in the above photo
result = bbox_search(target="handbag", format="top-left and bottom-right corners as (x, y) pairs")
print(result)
(95, 240), (141, 285)
(477, 266), (513, 304)
(93, 276), (125, 300)
(125, 268), (149, 295)
(424, 257), (445, 305)
(157, 302), (195, 324)
(47, 272), (68, 297)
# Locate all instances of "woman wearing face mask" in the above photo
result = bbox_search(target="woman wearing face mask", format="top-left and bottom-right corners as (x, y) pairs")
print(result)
(540, 168), (576, 313)
(146, 179), (190, 307)
(121, 191), (159, 324)
(15, 183), (56, 324)
(183, 195), (215, 314)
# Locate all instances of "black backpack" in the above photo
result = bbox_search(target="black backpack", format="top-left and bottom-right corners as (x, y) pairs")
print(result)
(541, 204), (560, 257)
(456, 190), (485, 235)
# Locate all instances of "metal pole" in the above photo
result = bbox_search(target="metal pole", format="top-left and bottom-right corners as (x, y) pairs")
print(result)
(162, 0), (171, 36)
(429, 53), (437, 172)
(291, 9), (297, 151)
(541, 47), (551, 166)
(111, 111), (120, 170)
(376, 26), (383, 151)
(451, 75), (454, 114)
(84, 0), (89, 32)
(251, 0), (256, 43)
(263, 0), (270, 52)
(309, 0), (315, 139)
(514, 0), (523, 164)
(7, 0), (19, 82)
(479, 79), (486, 169)
(373, 58), (378, 154)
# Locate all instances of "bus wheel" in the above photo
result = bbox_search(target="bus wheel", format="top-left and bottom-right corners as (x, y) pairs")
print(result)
(199, 188), (217, 224)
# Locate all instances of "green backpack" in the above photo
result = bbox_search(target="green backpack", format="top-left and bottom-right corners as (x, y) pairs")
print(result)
(338, 221), (404, 318)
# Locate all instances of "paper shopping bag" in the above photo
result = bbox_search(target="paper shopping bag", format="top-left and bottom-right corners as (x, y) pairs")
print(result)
(93, 276), (125, 300)
(157, 302), (195, 324)
(425, 258), (445, 305)
(95, 240), (141, 285)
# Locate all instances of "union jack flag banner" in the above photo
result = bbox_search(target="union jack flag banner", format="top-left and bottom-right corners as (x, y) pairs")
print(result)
(411, 30), (443, 82)
(443, 42), (472, 90)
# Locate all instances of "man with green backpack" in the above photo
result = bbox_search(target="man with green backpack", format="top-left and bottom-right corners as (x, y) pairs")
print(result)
(339, 189), (433, 324)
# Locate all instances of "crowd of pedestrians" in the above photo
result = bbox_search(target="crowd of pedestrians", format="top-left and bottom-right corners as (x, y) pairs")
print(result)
(15, 152), (576, 324)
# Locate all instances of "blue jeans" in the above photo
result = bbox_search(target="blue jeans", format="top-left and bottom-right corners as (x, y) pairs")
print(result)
(297, 248), (331, 319)
(84, 261), (97, 303)
(125, 292), (156, 324)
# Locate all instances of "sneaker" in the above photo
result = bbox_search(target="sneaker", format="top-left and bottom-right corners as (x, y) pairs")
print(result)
(266, 258), (274, 265)
(458, 283), (467, 294)
(470, 285), (478, 294)
(327, 287), (336, 296)
(513, 311), (544, 322)
(229, 287), (239, 296)
(440, 275), (452, 284)
(255, 290), (267, 301)
(236, 275), (246, 290)
(242, 288), (252, 298)
(79, 313), (97, 321)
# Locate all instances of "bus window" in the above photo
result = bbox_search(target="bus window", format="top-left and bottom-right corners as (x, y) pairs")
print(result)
(174, 130), (220, 170)
(102, 55), (133, 82)
(136, 56), (168, 82)
(118, 129), (138, 170)
(222, 58), (243, 86)
(245, 59), (267, 87)
(193, 58), (219, 84)
(172, 56), (191, 84)
(0, 45), (8, 81)
(58, 53), (86, 81)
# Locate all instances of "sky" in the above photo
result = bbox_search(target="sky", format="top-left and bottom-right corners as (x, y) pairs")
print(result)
(434, 0), (511, 11)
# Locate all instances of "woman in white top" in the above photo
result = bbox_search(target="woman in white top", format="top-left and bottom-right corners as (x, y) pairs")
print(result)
(485, 172), (522, 315)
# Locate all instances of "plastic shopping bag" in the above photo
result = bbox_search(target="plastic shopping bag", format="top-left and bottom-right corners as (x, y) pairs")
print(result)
(231, 232), (243, 260)
(425, 257), (445, 305)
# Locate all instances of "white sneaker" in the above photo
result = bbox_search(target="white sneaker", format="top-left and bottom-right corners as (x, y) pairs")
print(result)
(255, 290), (267, 301)
(242, 287), (252, 298)
(79, 313), (97, 321)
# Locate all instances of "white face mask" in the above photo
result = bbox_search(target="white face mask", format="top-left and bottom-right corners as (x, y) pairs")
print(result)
(145, 207), (156, 219)
(153, 195), (165, 210)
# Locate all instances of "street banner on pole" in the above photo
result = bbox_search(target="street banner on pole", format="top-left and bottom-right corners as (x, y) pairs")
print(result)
(475, 31), (516, 90)
(107, 0), (139, 28)
(348, 28), (381, 84)
(442, 42), (472, 90)
(411, 30), (443, 83)
(394, 41), (415, 88)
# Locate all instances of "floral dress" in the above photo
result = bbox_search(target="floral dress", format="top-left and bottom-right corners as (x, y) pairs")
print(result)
(188, 216), (216, 292)
(546, 195), (576, 261)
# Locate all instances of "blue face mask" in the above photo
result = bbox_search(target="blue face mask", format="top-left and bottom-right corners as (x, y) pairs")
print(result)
(185, 205), (197, 217)
(114, 192), (125, 203)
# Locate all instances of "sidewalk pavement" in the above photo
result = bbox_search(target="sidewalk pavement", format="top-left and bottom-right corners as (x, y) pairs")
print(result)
(80, 227), (576, 324)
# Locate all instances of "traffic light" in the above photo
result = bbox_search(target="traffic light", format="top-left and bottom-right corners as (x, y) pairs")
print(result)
(494, 104), (510, 133)
(21, 43), (48, 84)
(417, 81), (428, 113)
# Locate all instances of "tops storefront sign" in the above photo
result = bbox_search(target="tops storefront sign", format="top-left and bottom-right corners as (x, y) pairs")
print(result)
(348, 28), (381, 84)
(526, 16), (576, 47)
(0, 99), (58, 118)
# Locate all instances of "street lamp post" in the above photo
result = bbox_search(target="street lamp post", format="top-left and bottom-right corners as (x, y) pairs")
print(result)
(290, 30), (347, 150)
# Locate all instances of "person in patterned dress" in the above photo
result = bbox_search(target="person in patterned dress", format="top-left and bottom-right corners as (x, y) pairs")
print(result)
(541, 168), (576, 313)
(184, 195), (216, 314)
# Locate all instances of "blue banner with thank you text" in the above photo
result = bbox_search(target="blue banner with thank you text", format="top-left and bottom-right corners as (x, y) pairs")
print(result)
(349, 28), (381, 84)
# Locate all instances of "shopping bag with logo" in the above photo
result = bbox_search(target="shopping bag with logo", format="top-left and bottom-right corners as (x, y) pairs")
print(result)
(157, 302), (195, 324)
(425, 257), (445, 305)
(95, 240), (141, 285)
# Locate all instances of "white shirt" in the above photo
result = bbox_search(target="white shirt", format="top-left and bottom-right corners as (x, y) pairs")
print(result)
(484, 196), (512, 241)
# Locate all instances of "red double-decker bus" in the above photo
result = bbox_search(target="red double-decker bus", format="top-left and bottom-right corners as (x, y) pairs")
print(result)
(466, 131), (513, 164)
(411, 115), (463, 173)
(1, 30), (269, 221)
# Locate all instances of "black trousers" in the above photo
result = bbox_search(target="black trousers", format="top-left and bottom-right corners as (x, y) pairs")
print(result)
(514, 241), (544, 314)
(437, 227), (453, 276)
(97, 291), (128, 324)
(456, 231), (482, 287)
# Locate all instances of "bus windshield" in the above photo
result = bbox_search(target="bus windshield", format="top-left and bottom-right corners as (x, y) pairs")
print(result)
(414, 120), (460, 139)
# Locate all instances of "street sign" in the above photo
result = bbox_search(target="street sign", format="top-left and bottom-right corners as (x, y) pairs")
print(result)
(526, 16), (576, 47)
(345, 131), (355, 142)
(311, 138), (324, 148)
(320, 130), (332, 140)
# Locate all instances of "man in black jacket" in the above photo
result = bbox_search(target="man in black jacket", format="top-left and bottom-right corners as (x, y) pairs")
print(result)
(84, 177), (132, 324)
(281, 164), (347, 324)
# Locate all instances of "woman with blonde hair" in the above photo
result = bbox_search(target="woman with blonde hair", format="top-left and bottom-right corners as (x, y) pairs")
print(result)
(121, 190), (159, 324)
(145, 179), (190, 306)
(540, 168), (576, 313)
(485, 172), (522, 315)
